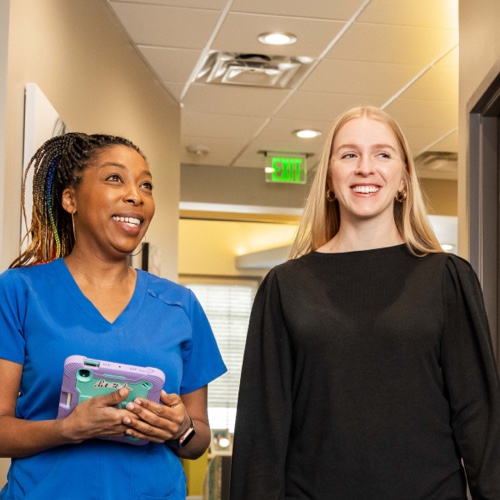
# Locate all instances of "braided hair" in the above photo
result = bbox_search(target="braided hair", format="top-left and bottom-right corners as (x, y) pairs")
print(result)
(10, 133), (145, 268)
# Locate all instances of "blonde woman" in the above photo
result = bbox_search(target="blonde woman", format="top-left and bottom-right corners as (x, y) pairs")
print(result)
(230, 106), (500, 499)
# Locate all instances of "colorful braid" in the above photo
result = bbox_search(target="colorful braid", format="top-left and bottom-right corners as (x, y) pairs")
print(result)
(46, 157), (61, 259)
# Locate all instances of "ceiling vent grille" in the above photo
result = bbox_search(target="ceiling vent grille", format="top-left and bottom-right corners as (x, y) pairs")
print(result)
(196, 52), (310, 89)
(414, 151), (457, 180)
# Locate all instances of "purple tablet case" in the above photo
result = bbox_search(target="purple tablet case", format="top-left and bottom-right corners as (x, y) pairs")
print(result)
(57, 355), (165, 445)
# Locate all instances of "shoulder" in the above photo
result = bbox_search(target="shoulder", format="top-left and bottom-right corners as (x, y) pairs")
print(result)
(138, 270), (200, 313)
(255, 253), (317, 295)
(0, 261), (56, 289)
(271, 252), (315, 276)
(139, 270), (192, 301)
(421, 252), (478, 278)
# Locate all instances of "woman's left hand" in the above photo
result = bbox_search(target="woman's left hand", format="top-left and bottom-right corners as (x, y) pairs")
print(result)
(122, 390), (190, 443)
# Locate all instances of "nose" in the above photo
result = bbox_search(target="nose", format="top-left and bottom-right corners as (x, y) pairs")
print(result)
(355, 155), (375, 176)
(124, 184), (143, 206)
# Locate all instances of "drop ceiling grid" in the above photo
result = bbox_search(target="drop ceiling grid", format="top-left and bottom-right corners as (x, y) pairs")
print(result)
(107, 0), (459, 171)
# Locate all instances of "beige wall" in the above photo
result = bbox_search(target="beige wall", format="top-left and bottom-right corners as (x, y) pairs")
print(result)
(458, 0), (500, 256)
(420, 178), (457, 216)
(179, 219), (297, 278)
(178, 175), (458, 279)
(0, 0), (181, 485)
(2, 0), (180, 278)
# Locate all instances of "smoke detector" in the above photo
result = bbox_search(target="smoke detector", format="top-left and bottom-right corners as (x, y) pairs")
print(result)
(186, 144), (210, 157)
(196, 52), (310, 89)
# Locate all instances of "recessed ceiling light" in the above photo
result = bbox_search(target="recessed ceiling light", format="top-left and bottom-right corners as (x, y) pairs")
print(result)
(258, 32), (297, 46)
(293, 129), (322, 139)
(441, 243), (454, 251)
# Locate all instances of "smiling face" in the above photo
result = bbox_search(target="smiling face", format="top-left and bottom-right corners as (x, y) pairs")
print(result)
(62, 144), (155, 260)
(328, 116), (407, 227)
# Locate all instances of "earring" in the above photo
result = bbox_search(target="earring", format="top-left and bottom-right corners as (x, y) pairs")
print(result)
(130, 235), (147, 257)
(395, 190), (407, 203)
(71, 212), (76, 241)
(326, 189), (336, 202)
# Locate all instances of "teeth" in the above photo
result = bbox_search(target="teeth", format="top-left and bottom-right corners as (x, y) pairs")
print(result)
(113, 216), (141, 226)
(353, 186), (379, 194)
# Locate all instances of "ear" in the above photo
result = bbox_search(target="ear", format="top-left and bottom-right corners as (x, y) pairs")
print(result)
(61, 187), (77, 215)
(326, 176), (333, 192)
(399, 167), (408, 192)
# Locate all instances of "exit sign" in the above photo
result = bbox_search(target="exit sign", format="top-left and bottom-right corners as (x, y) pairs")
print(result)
(265, 154), (307, 184)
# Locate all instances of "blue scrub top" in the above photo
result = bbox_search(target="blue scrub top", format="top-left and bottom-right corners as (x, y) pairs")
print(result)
(0, 259), (227, 499)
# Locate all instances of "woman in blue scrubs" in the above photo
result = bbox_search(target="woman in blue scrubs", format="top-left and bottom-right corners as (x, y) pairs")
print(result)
(0, 133), (226, 499)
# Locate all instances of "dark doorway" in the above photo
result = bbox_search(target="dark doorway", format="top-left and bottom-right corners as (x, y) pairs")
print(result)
(468, 69), (500, 367)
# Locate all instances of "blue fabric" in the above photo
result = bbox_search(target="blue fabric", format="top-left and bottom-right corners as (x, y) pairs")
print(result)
(0, 259), (226, 499)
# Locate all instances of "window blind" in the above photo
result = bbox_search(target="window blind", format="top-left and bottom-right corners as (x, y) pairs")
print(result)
(186, 282), (257, 432)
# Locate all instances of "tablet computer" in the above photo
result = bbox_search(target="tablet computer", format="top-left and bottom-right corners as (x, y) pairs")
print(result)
(57, 355), (165, 445)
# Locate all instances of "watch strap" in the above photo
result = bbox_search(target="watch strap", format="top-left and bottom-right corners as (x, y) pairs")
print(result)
(176, 417), (196, 448)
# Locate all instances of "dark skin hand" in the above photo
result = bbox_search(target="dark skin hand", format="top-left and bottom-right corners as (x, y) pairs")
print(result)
(0, 359), (209, 460)
(120, 388), (211, 458)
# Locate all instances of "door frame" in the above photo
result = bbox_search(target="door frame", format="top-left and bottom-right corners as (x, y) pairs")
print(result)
(468, 65), (500, 365)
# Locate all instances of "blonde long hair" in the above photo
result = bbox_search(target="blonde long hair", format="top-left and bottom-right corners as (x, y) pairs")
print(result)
(289, 105), (443, 259)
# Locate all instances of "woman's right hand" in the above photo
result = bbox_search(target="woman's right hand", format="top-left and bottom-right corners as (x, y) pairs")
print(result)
(61, 386), (136, 443)
(0, 359), (136, 458)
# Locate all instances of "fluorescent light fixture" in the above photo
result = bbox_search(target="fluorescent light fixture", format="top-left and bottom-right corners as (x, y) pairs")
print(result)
(258, 32), (297, 45)
(441, 243), (454, 251)
(293, 129), (322, 139)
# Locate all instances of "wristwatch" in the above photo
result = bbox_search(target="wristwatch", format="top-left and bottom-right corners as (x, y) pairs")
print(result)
(175, 417), (196, 448)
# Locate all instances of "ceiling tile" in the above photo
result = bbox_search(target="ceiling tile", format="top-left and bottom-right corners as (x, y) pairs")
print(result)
(182, 83), (292, 117)
(358, 0), (458, 29)
(110, 0), (226, 8)
(211, 13), (345, 57)
(426, 130), (458, 153)
(181, 111), (268, 140)
(258, 117), (332, 143)
(326, 23), (458, 65)
(139, 46), (201, 83)
(300, 59), (421, 96)
(277, 91), (384, 121)
(231, 0), (368, 20)
(109, 3), (221, 48)
(402, 126), (458, 156)
(384, 98), (457, 130)
(181, 136), (248, 165)
(401, 63), (458, 102)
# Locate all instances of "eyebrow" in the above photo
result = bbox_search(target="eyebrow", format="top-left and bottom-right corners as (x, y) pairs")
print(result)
(99, 162), (152, 177)
(335, 143), (398, 153)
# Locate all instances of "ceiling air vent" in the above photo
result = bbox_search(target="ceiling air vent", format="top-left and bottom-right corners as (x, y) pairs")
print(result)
(414, 151), (457, 180)
(196, 52), (310, 89)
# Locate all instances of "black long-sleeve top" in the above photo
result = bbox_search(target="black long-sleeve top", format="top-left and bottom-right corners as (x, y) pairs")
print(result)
(230, 245), (500, 499)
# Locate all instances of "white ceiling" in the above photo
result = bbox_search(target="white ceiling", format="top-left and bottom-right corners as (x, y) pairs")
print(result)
(106, 0), (458, 177)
